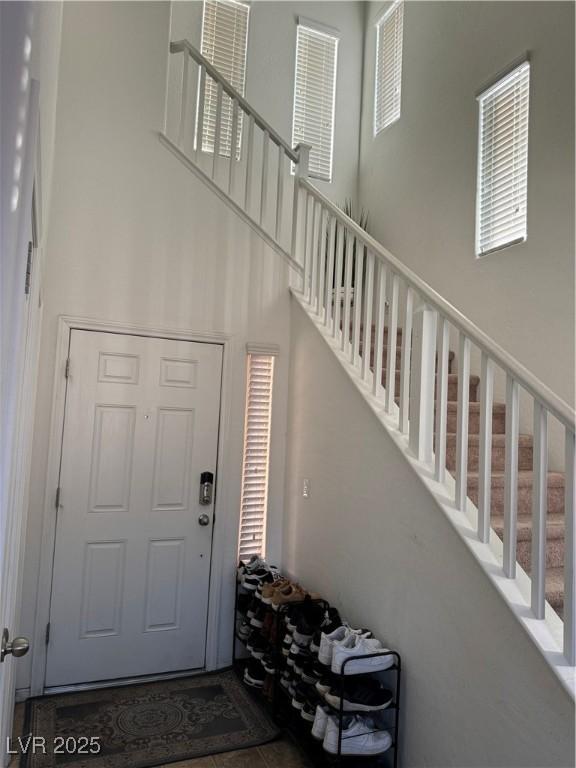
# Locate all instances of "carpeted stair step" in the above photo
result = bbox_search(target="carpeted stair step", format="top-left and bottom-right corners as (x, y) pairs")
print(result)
(491, 514), (565, 571)
(446, 401), (506, 434)
(382, 371), (480, 402)
(446, 433), (533, 472)
(467, 471), (565, 516)
(544, 568), (564, 617)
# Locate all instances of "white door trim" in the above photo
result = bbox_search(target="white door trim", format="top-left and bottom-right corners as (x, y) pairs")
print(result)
(30, 316), (235, 695)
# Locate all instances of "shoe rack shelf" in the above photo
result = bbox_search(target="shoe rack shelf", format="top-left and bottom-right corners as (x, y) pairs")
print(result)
(233, 576), (402, 767)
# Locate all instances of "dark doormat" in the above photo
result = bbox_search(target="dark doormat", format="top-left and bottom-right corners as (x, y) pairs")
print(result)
(22, 670), (280, 768)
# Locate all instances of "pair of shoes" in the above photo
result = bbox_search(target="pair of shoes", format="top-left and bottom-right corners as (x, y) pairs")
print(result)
(237, 620), (252, 640)
(312, 708), (392, 756)
(310, 607), (342, 653)
(246, 631), (270, 660)
(272, 583), (308, 611)
(260, 576), (290, 604)
(318, 625), (372, 666)
(243, 562), (279, 592)
(243, 659), (266, 688)
(332, 635), (394, 675)
(323, 678), (394, 712)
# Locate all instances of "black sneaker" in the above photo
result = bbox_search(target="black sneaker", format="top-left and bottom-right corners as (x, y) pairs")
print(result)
(300, 660), (319, 685)
(292, 603), (328, 646)
(244, 660), (266, 688)
(237, 620), (251, 640)
(282, 634), (293, 657)
(292, 646), (312, 675)
(237, 593), (252, 616)
(250, 605), (268, 628)
(316, 671), (333, 695)
(246, 597), (261, 619)
(247, 633), (269, 660)
(244, 565), (278, 591)
(301, 690), (322, 723)
(310, 608), (342, 653)
(262, 653), (277, 674)
(291, 683), (308, 710)
(324, 679), (394, 712)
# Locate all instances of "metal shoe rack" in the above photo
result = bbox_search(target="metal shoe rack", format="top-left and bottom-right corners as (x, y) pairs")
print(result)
(233, 576), (402, 767)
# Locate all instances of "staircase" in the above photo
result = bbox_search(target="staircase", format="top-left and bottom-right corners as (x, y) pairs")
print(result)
(365, 326), (566, 616)
(160, 39), (576, 680)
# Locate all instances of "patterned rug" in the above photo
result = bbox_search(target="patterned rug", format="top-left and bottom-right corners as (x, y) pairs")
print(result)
(23, 670), (280, 768)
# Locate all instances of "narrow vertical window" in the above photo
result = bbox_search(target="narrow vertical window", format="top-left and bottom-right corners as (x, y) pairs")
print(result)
(476, 61), (530, 256)
(374, 0), (404, 135)
(199, 0), (249, 156)
(238, 353), (275, 559)
(292, 21), (339, 182)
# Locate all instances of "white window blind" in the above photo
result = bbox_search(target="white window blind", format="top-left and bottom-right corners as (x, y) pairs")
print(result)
(292, 23), (338, 182)
(476, 61), (530, 256)
(238, 354), (275, 559)
(199, 0), (249, 157)
(374, 0), (404, 135)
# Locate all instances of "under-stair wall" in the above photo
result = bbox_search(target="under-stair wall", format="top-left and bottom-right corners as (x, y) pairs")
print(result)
(284, 297), (575, 768)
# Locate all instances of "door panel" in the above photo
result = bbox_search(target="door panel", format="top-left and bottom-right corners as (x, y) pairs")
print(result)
(45, 331), (222, 687)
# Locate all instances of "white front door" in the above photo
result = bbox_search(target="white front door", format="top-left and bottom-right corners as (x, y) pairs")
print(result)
(45, 331), (223, 687)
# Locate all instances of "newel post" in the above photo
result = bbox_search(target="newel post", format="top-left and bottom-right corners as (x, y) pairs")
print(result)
(408, 299), (437, 464)
(291, 143), (312, 292)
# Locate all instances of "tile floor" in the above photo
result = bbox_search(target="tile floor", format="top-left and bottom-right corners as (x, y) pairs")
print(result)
(10, 703), (311, 768)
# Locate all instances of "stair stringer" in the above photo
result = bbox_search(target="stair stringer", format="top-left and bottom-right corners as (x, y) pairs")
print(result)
(291, 288), (575, 699)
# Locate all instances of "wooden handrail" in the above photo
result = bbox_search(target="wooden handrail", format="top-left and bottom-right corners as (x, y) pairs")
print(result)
(300, 178), (575, 431)
(170, 40), (300, 164)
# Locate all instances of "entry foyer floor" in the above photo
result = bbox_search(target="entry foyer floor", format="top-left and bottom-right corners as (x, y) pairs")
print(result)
(11, 705), (310, 768)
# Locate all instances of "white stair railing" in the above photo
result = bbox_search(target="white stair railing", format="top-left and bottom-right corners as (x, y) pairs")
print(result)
(159, 39), (575, 670)
(160, 39), (307, 274)
(292, 178), (576, 668)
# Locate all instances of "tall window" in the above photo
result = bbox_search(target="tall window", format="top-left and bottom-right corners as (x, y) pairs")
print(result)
(292, 21), (339, 182)
(238, 352), (275, 559)
(199, 0), (249, 156)
(374, 0), (404, 135)
(476, 61), (530, 256)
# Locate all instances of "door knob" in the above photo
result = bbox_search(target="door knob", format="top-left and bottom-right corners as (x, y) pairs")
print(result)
(1, 628), (30, 662)
(198, 513), (211, 527)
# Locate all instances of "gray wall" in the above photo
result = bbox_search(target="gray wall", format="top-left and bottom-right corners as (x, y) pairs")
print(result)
(284, 297), (575, 768)
(358, 1), (575, 407)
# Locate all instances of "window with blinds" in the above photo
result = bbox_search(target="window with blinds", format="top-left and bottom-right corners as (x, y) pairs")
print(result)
(199, 0), (249, 157)
(292, 22), (339, 182)
(374, 0), (404, 135)
(476, 61), (530, 256)
(238, 354), (275, 560)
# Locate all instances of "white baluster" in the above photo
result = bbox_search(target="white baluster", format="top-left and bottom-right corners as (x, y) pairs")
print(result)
(385, 274), (399, 413)
(212, 81), (223, 180)
(178, 51), (190, 150)
(316, 210), (327, 316)
(244, 114), (255, 213)
(409, 301), (437, 463)
(310, 202), (321, 309)
(361, 254), (375, 383)
(228, 98), (239, 196)
(291, 143), (311, 265)
(351, 246), (364, 367)
(477, 352), (494, 542)
(324, 218), (337, 327)
(332, 222), (344, 339)
(434, 317), (450, 484)
(399, 286), (414, 434)
(455, 334), (471, 510)
(564, 428), (575, 664)
(275, 145), (285, 242)
(195, 65), (206, 157)
(303, 194), (314, 302)
(341, 233), (354, 354)
(503, 375), (519, 577)
(372, 262), (387, 398)
(260, 130), (269, 227)
(531, 401), (548, 618)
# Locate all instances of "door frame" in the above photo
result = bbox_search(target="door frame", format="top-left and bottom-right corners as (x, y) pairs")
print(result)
(30, 316), (235, 696)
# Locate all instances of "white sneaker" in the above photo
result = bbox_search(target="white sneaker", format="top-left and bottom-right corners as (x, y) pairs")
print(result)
(323, 715), (392, 756)
(332, 636), (394, 675)
(311, 705), (335, 740)
(317, 626), (349, 665)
